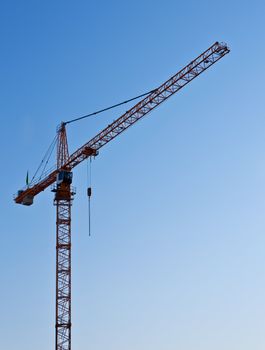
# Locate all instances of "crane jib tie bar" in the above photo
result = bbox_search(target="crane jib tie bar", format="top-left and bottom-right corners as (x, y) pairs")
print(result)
(64, 89), (157, 125)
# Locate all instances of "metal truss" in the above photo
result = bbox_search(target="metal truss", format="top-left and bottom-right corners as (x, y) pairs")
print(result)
(55, 190), (74, 350)
(14, 42), (229, 206)
(65, 42), (230, 168)
(14, 41), (230, 350)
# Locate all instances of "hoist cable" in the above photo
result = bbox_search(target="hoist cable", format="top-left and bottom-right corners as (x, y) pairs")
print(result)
(30, 134), (58, 184)
(87, 157), (92, 236)
(88, 196), (91, 237)
(64, 89), (157, 125)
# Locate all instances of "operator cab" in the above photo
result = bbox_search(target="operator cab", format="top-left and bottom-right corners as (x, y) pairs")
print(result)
(56, 170), (73, 185)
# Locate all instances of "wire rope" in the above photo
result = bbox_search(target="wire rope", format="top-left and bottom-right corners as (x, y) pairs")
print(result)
(64, 89), (156, 125)
(30, 134), (58, 184)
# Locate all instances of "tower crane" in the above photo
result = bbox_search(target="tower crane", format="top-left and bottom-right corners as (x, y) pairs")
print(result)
(14, 41), (230, 350)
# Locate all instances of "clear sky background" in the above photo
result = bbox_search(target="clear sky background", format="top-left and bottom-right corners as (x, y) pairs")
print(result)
(1, 1), (265, 349)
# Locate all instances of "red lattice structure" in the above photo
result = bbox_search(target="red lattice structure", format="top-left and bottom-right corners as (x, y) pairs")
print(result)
(14, 42), (230, 350)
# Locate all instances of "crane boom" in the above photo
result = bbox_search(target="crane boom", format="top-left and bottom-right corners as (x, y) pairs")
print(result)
(14, 41), (229, 205)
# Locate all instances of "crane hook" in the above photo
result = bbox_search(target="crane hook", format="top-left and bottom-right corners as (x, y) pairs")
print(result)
(87, 186), (92, 236)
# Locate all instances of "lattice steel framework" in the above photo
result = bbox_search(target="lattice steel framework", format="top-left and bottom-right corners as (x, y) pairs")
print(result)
(54, 192), (74, 350)
(14, 41), (230, 350)
(53, 123), (74, 350)
(14, 42), (230, 206)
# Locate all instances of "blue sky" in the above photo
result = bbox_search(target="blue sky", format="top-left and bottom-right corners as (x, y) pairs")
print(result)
(1, 1), (265, 349)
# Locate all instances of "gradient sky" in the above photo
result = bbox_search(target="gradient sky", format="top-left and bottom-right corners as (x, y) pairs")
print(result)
(1, 1), (265, 349)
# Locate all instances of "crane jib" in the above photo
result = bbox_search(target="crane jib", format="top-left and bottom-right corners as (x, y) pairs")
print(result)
(14, 41), (230, 205)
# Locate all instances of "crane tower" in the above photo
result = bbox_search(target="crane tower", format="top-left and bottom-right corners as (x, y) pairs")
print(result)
(14, 42), (230, 350)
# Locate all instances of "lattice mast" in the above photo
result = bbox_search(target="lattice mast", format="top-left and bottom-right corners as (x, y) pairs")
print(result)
(53, 123), (74, 350)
